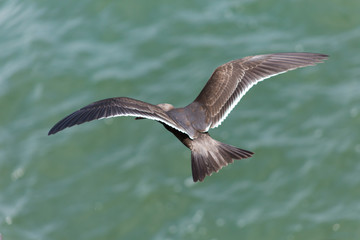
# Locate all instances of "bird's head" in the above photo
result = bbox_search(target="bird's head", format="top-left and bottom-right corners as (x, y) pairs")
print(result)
(157, 103), (175, 112)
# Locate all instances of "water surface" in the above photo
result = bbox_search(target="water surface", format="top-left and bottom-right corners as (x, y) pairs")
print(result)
(1, 0), (359, 239)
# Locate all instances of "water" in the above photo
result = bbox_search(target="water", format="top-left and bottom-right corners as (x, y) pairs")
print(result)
(1, 0), (359, 239)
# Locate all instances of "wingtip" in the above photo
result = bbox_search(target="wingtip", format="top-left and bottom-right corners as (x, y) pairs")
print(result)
(48, 125), (61, 135)
(278, 52), (329, 65)
(313, 53), (329, 65)
(315, 53), (329, 60)
(276, 52), (329, 59)
(48, 129), (56, 136)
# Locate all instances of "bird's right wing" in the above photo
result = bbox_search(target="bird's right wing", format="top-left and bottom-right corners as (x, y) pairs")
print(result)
(194, 53), (328, 128)
(48, 97), (188, 135)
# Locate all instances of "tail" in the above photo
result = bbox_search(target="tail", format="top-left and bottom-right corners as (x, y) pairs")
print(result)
(190, 133), (253, 182)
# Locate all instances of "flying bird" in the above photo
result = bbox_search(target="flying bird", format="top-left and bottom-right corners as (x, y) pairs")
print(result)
(49, 52), (328, 182)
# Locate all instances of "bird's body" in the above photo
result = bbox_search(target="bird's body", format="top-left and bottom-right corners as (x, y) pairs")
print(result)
(49, 52), (328, 182)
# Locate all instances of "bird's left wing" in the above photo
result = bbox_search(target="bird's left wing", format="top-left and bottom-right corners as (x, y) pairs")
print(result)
(48, 97), (188, 135)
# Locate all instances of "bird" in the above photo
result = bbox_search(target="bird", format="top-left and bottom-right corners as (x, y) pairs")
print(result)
(48, 52), (328, 182)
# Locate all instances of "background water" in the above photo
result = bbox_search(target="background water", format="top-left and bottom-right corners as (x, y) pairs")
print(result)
(0, 0), (359, 239)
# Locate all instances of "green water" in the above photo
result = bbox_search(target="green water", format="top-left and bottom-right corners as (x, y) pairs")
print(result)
(1, 0), (359, 239)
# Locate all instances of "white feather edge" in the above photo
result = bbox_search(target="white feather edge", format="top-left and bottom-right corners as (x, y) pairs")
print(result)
(96, 112), (194, 139)
(210, 70), (288, 129)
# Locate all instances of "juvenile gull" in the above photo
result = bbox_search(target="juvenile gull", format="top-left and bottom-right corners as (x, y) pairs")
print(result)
(49, 52), (328, 182)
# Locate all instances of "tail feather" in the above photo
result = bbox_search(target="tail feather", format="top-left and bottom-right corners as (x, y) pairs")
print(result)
(190, 133), (253, 182)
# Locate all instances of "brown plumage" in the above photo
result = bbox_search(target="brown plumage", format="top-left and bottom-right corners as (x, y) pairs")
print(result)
(49, 52), (328, 182)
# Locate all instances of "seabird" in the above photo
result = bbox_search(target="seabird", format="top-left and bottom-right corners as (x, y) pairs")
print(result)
(49, 52), (328, 182)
